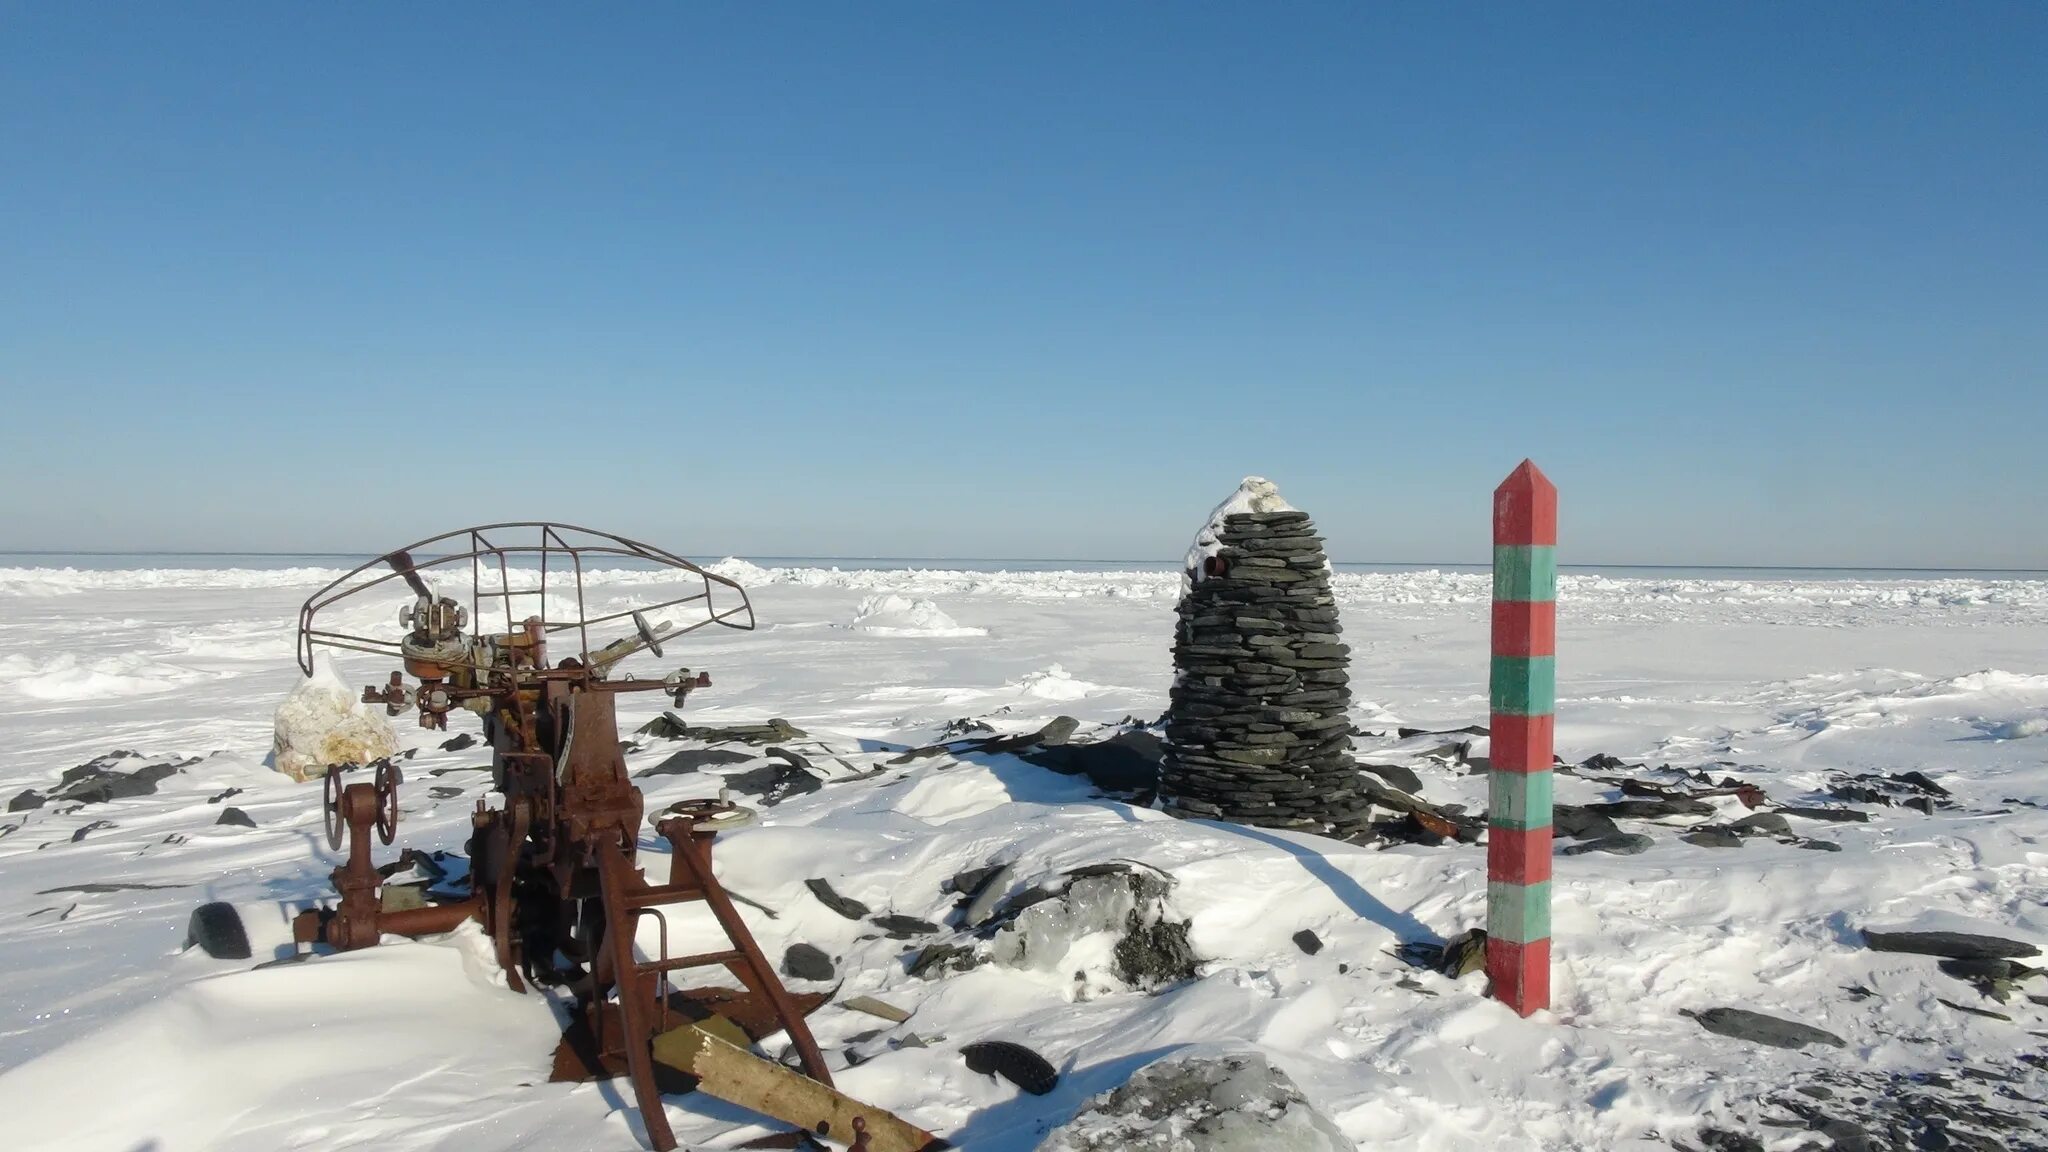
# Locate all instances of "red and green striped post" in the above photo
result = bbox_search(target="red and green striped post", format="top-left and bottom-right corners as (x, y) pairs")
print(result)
(1487, 459), (1557, 1017)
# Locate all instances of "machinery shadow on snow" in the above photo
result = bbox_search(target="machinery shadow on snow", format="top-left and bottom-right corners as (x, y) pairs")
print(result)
(1206, 822), (1441, 947)
(944, 1043), (1192, 1152)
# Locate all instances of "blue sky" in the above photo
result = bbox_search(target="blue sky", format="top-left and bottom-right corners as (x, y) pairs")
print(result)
(2, 4), (2042, 566)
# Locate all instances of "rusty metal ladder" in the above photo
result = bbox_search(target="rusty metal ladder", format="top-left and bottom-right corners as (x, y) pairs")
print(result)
(591, 803), (833, 1151)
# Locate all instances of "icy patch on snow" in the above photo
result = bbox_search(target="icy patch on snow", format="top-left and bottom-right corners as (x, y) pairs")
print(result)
(1013, 664), (1098, 701)
(1184, 476), (1298, 583)
(850, 594), (987, 637)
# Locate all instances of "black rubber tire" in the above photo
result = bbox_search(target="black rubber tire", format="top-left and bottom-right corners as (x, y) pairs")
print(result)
(960, 1040), (1058, 1096)
(187, 901), (252, 960)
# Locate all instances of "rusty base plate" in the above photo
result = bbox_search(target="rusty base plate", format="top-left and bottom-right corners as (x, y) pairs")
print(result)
(549, 985), (831, 1085)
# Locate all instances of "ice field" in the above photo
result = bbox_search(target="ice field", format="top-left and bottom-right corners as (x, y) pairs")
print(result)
(0, 557), (2044, 1150)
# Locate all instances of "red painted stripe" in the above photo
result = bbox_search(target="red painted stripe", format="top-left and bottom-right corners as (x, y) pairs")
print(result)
(1493, 460), (1558, 546)
(1486, 936), (1551, 1016)
(1491, 600), (1556, 657)
(1488, 712), (1555, 773)
(1487, 826), (1553, 885)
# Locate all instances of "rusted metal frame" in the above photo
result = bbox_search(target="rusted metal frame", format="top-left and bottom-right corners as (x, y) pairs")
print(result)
(597, 838), (679, 1151)
(658, 819), (833, 1087)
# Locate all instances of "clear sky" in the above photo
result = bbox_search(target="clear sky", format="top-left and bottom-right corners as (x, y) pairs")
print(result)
(2, 4), (2042, 567)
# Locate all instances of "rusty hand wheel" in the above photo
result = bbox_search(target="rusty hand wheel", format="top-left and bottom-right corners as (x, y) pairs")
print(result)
(373, 760), (402, 845)
(322, 765), (348, 850)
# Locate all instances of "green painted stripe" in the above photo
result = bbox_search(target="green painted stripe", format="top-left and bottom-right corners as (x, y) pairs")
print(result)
(1487, 880), (1552, 944)
(1490, 655), (1556, 715)
(1489, 769), (1553, 831)
(1492, 545), (1557, 602)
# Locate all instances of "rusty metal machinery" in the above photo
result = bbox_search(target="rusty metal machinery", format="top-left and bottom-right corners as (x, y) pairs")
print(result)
(283, 523), (833, 1151)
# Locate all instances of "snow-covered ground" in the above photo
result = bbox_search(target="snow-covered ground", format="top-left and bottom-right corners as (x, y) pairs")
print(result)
(1, 559), (2045, 1150)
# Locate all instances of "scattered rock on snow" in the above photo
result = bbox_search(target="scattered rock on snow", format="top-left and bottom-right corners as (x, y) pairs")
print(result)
(1585, 798), (1716, 819)
(1559, 833), (1652, 856)
(1682, 1007), (1845, 1050)
(635, 714), (806, 745)
(1861, 930), (2040, 960)
(1356, 762), (1424, 795)
(213, 807), (256, 828)
(1728, 812), (1792, 836)
(1681, 828), (1744, 849)
(1777, 806), (1869, 823)
(720, 759), (822, 806)
(961, 1039), (1059, 1096)
(870, 914), (939, 939)
(438, 732), (477, 752)
(1037, 1049), (1355, 1152)
(638, 748), (756, 776)
(9, 790), (45, 812)
(1292, 929), (1323, 956)
(805, 879), (871, 920)
(983, 869), (1200, 992)
(780, 943), (835, 982)
(1551, 804), (1622, 841)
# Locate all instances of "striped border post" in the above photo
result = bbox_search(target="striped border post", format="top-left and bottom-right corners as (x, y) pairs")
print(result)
(1487, 459), (1557, 1017)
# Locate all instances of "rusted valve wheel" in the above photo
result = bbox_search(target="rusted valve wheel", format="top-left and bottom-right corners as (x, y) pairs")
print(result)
(373, 761), (402, 845)
(322, 765), (347, 850)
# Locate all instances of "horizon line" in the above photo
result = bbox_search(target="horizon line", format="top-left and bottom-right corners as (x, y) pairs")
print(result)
(1, 549), (2045, 575)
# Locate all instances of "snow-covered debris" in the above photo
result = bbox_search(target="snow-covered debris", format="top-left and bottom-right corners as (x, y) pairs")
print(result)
(850, 594), (987, 637)
(1182, 476), (1298, 584)
(1012, 664), (1098, 701)
(982, 867), (1197, 995)
(270, 661), (398, 782)
(1039, 1049), (1354, 1152)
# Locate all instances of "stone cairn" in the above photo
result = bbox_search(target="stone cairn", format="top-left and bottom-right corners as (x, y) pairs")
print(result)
(1162, 479), (1368, 836)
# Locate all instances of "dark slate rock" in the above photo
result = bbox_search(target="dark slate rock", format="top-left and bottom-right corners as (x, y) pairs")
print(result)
(869, 914), (939, 939)
(1862, 930), (2040, 960)
(1559, 833), (1652, 856)
(961, 1039), (1059, 1095)
(805, 878), (871, 920)
(71, 820), (115, 842)
(1021, 731), (1162, 795)
(1696, 1128), (1766, 1152)
(8, 790), (45, 812)
(1779, 806), (1870, 823)
(1358, 762), (1424, 794)
(638, 748), (755, 776)
(214, 807), (257, 828)
(947, 865), (1005, 898)
(1292, 929), (1323, 956)
(438, 732), (477, 752)
(908, 941), (985, 979)
(1683, 1007), (1845, 1050)
(1891, 770), (1950, 797)
(1585, 798), (1716, 819)
(1797, 839), (1842, 852)
(1729, 812), (1792, 836)
(1682, 828), (1744, 849)
(721, 760), (822, 806)
(780, 943), (835, 981)
(1552, 804), (1622, 841)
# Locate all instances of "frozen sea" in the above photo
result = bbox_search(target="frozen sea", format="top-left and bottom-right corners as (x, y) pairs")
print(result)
(0, 553), (2044, 1150)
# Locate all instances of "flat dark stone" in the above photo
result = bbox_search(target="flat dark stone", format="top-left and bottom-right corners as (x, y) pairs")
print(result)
(1729, 812), (1792, 836)
(639, 748), (755, 776)
(1585, 798), (1716, 819)
(1682, 829), (1744, 849)
(1559, 833), (1652, 856)
(1292, 929), (1324, 955)
(1357, 763), (1424, 794)
(780, 943), (835, 982)
(870, 914), (940, 939)
(1779, 806), (1870, 823)
(214, 807), (257, 828)
(804, 878), (871, 920)
(1684, 1007), (1845, 1050)
(438, 732), (477, 752)
(1863, 930), (2039, 960)
(8, 790), (45, 812)
(1552, 804), (1622, 840)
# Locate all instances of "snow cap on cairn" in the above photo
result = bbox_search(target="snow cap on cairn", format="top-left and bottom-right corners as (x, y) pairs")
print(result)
(1184, 476), (1298, 584)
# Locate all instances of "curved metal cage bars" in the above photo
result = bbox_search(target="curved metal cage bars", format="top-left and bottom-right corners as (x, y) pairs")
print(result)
(296, 522), (755, 675)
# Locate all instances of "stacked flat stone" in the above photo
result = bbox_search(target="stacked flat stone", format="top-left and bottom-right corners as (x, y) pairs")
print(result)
(1162, 507), (1367, 835)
